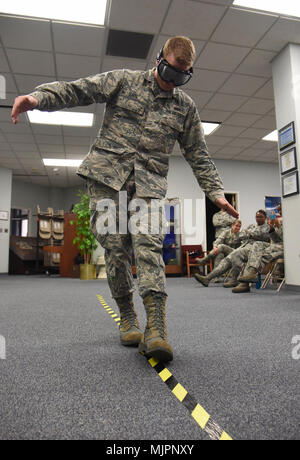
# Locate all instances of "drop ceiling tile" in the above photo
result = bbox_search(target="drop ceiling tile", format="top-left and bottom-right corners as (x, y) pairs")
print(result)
(65, 145), (88, 155)
(205, 93), (247, 111)
(63, 136), (91, 146)
(219, 74), (267, 96)
(0, 158), (21, 168)
(0, 73), (18, 93)
(236, 49), (277, 77)
(40, 151), (65, 158)
(215, 146), (243, 156)
(200, 109), (232, 123)
(211, 8), (277, 47)
(12, 143), (38, 152)
(62, 126), (97, 137)
(188, 69), (230, 92)
(31, 125), (62, 136)
(56, 54), (101, 79)
(252, 116), (276, 130)
(162, 0), (226, 39)
(239, 127), (270, 139)
(4, 94), (18, 106)
(224, 113), (261, 127)
(228, 137), (256, 148)
(38, 144), (65, 154)
(0, 121), (32, 134)
(0, 48), (10, 73)
(14, 74), (56, 94)
(101, 57), (147, 73)
(237, 98), (274, 115)
(5, 132), (36, 143)
(34, 134), (64, 145)
(0, 150), (12, 158)
(195, 43), (250, 72)
(252, 140), (278, 150)
(109, 0), (170, 34)
(6, 49), (55, 76)
(52, 22), (105, 56)
(0, 131), (7, 143)
(0, 16), (52, 51)
(257, 17), (300, 51)
(207, 135), (233, 146)
(184, 90), (213, 110)
(253, 80), (274, 100)
(205, 145), (221, 154)
(212, 124), (246, 137)
(14, 150), (41, 159)
(65, 153), (86, 159)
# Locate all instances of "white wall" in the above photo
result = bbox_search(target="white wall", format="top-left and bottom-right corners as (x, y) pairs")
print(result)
(11, 158), (281, 251)
(272, 44), (300, 287)
(0, 167), (12, 273)
(167, 156), (281, 249)
(11, 180), (85, 236)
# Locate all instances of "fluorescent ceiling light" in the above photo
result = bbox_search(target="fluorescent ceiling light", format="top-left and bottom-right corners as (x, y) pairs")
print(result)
(202, 122), (221, 136)
(0, 0), (108, 25)
(263, 130), (278, 142)
(43, 159), (83, 167)
(28, 111), (94, 127)
(233, 0), (300, 19)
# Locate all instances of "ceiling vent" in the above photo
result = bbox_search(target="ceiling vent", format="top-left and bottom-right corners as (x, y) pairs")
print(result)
(106, 29), (154, 59)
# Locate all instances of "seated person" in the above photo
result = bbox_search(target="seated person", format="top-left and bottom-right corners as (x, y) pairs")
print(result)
(213, 208), (236, 239)
(196, 219), (242, 270)
(194, 209), (271, 290)
(236, 214), (284, 289)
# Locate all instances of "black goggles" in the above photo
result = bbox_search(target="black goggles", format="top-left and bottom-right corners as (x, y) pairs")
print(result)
(157, 59), (193, 87)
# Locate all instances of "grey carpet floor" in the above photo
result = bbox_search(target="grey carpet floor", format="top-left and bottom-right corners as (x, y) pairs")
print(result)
(0, 274), (299, 440)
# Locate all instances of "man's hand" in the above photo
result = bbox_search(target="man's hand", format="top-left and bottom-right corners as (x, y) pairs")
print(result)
(215, 197), (239, 219)
(11, 95), (38, 124)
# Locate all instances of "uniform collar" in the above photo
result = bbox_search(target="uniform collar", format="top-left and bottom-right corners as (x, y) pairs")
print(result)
(145, 68), (179, 99)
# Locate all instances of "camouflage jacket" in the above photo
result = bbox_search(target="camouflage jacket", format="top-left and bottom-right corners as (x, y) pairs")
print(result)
(30, 69), (225, 201)
(213, 210), (236, 238)
(214, 228), (243, 249)
(270, 222), (283, 244)
(239, 222), (271, 246)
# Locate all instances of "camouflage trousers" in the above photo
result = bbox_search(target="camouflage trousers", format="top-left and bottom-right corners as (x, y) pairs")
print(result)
(213, 244), (234, 268)
(225, 244), (253, 278)
(246, 241), (284, 271)
(87, 174), (166, 299)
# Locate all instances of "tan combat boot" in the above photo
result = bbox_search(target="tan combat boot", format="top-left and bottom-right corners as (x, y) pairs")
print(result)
(115, 293), (142, 347)
(232, 282), (250, 293)
(139, 292), (173, 362)
(195, 252), (214, 266)
(238, 267), (258, 283)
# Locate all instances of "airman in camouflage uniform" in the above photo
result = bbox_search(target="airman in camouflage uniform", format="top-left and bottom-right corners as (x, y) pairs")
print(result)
(11, 36), (238, 363)
(237, 216), (284, 287)
(196, 219), (242, 271)
(213, 209), (236, 239)
(195, 210), (271, 290)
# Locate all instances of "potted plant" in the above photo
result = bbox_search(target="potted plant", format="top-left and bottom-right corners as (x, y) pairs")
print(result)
(70, 190), (98, 280)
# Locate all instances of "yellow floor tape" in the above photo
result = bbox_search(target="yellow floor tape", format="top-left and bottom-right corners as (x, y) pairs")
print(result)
(97, 295), (233, 441)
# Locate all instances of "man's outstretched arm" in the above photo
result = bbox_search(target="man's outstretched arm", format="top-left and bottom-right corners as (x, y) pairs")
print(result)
(11, 95), (38, 124)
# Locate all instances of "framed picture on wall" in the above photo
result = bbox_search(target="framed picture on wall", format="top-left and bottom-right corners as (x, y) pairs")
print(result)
(0, 211), (8, 220)
(282, 170), (299, 198)
(265, 196), (281, 218)
(280, 147), (297, 175)
(279, 121), (296, 151)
